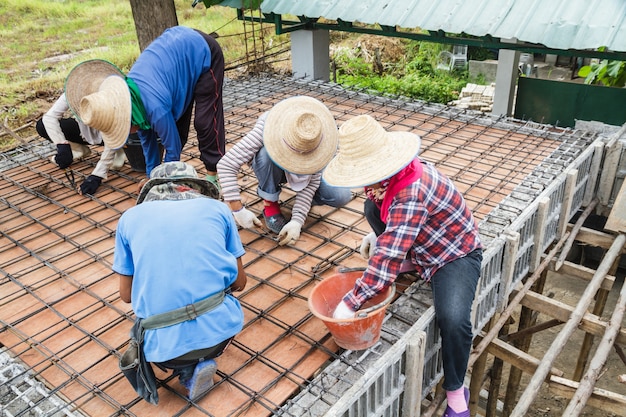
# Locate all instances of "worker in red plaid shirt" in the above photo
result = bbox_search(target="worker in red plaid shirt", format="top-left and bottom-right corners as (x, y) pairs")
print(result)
(323, 114), (482, 417)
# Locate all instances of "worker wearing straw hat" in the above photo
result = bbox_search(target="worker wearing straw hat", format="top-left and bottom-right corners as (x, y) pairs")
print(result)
(217, 96), (352, 246)
(323, 115), (482, 417)
(37, 89), (127, 196)
(65, 25), (225, 191)
(114, 161), (246, 403)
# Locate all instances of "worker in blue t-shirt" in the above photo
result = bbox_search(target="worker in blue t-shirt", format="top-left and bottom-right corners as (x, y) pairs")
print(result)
(113, 161), (246, 402)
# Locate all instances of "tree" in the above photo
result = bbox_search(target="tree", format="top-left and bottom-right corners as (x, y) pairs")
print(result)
(129, 0), (178, 52)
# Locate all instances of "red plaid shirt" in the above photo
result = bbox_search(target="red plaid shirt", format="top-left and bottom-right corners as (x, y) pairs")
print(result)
(345, 161), (482, 310)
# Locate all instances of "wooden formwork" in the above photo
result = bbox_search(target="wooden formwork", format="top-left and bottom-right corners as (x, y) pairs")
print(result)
(460, 147), (626, 416)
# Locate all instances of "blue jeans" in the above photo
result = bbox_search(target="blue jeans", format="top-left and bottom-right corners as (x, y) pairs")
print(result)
(431, 249), (482, 391)
(251, 147), (352, 207)
(364, 198), (482, 391)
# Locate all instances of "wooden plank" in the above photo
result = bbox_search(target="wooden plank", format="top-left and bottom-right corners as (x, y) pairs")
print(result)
(567, 225), (626, 252)
(547, 259), (615, 291)
(518, 288), (626, 345)
(605, 176), (626, 233)
(530, 197), (549, 273)
(510, 234), (626, 416)
(563, 273), (626, 415)
(549, 376), (626, 416)
(582, 141), (604, 206)
(484, 335), (564, 378)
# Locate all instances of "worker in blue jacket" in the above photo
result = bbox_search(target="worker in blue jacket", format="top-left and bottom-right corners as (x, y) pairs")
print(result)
(64, 26), (225, 190)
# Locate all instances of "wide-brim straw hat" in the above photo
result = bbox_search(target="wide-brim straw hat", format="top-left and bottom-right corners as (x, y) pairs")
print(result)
(137, 161), (219, 204)
(263, 96), (338, 175)
(323, 114), (421, 188)
(64, 59), (130, 150)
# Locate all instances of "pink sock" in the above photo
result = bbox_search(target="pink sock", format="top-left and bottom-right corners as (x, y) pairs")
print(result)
(446, 387), (468, 413)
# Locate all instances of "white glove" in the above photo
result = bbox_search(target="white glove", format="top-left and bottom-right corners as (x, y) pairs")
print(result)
(233, 207), (262, 229)
(278, 220), (301, 246)
(333, 300), (355, 319)
(359, 232), (377, 259)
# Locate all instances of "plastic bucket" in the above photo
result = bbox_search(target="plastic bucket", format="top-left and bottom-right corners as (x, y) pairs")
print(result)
(308, 270), (395, 350)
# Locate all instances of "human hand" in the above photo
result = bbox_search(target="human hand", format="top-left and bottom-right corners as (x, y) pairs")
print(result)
(278, 220), (301, 246)
(233, 207), (262, 229)
(79, 175), (103, 195)
(137, 177), (148, 194)
(359, 232), (377, 259)
(54, 144), (73, 169)
(333, 300), (355, 319)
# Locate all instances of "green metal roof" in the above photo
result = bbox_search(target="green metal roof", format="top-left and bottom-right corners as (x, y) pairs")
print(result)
(247, 0), (626, 58)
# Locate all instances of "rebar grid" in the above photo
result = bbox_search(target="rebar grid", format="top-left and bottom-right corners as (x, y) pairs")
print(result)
(0, 76), (582, 417)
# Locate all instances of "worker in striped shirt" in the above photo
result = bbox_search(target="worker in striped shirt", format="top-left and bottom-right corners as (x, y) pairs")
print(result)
(217, 96), (352, 246)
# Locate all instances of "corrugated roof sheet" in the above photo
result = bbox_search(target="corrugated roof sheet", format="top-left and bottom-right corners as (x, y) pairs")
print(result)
(257, 0), (626, 53)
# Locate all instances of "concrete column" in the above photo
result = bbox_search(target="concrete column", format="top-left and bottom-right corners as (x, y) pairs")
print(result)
(291, 29), (330, 81)
(492, 38), (520, 117)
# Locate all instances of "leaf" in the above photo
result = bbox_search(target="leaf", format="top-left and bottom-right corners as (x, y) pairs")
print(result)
(577, 66), (591, 77)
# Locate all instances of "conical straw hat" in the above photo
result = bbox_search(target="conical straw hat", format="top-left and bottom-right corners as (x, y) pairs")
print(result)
(79, 76), (131, 150)
(263, 96), (338, 175)
(323, 114), (421, 187)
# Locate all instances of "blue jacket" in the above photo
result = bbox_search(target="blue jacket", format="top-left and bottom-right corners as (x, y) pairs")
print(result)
(128, 26), (212, 175)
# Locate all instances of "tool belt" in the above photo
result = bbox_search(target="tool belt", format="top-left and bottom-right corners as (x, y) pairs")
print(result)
(119, 290), (225, 405)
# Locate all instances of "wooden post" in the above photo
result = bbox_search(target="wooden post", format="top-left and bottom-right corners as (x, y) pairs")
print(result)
(557, 170), (578, 240)
(573, 255), (619, 381)
(529, 197), (549, 273)
(486, 317), (510, 417)
(563, 268), (626, 416)
(555, 198), (599, 270)
(402, 330), (426, 417)
(509, 234), (626, 416)
(502, 268), (548, 416)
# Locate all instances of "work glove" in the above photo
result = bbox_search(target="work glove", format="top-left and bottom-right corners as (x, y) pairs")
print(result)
(55, 144), (73, 169)
(359, 232), (377, 260)
(79, 175), (103, 196)
(333, 299), (355, 319)
(278, 220), (301, 246)
(233, 207), (262, 229)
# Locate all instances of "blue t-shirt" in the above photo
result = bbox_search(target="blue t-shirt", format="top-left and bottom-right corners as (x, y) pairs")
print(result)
(113, 197), (244, 362)
(127, 26), (212, 174)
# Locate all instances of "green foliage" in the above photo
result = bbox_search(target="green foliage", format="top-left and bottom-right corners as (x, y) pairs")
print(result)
(578, 47), (626, 87)
(333, 39), (469, 104)
(0, 0), (245, 138)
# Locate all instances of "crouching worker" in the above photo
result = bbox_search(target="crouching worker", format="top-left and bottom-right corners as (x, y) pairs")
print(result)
(113, 161), (247, 404)
(217, 96), (352, 246)
(323, 115), (482, 417)
(36, 86), (127, 195)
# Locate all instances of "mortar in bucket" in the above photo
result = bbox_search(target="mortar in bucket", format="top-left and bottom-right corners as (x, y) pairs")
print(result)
(308, 269), (395, 350)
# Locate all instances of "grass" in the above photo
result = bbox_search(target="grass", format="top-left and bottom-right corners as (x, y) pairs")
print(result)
(0, 0), (473, 150)
(0, 0), (286, 148)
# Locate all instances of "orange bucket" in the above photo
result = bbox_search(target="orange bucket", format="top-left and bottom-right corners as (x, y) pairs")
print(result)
(308, 269), (395, 350)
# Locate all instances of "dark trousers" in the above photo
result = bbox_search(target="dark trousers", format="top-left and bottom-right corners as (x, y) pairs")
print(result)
(156, 337), (232, 385)
(192, 30), (225, 173)
(36, 118), (88, 145)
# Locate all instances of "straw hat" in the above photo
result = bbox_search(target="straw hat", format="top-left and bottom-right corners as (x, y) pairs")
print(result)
(137, 161), (219, 204)
(64, 59), (130, 150)
(263, 96), (338, 175)
(323, 115), (421, 188)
